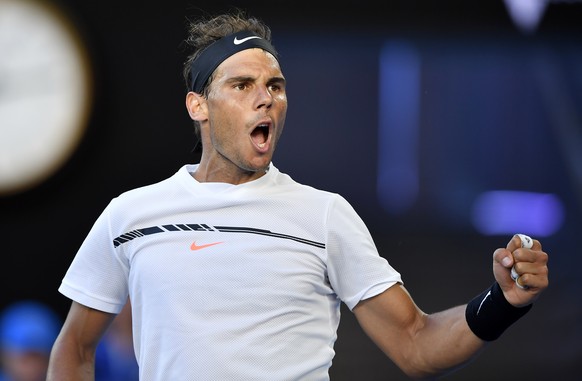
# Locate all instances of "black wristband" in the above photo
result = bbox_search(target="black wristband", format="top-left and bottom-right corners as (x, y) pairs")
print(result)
(465, 282), (532, 341)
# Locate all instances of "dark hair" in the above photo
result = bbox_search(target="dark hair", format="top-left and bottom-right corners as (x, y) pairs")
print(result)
(182, 9), (274, 146)
(182, 9), (274, 96)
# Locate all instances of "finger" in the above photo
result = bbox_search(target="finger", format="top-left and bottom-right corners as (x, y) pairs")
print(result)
(511, 234), (533, 289)
(512, 261), (542, 280)
(532, 238), (542, 251)
(506, 235), (522, 252)
(494, 247), (514, 268)
(516, 275), (528, 289)
(516, 233), (533, 249)
(514, 269), (549, 291)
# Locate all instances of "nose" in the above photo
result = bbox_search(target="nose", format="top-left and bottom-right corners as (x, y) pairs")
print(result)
(255, 85), (273, 110)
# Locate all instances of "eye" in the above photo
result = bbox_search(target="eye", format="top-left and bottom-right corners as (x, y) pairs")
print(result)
(268, 79), (285, 93)
(234, 83), (248, 91)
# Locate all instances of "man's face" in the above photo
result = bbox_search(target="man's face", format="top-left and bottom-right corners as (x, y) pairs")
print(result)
(1, 350), (50, 381)
(200, 48), (287, 180)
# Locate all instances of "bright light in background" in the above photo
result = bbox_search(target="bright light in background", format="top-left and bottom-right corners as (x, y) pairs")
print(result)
(471, 190), (564, 236)
(503, 0), (549, 34)
(377, 41), (421, 215)
(503, 0), (582, 34)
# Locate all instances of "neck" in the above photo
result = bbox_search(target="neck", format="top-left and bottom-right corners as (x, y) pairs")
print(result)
(192, 162), (268, 185)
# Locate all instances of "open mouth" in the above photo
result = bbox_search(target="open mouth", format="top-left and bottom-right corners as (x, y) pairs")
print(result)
(251, 124), (270, 149)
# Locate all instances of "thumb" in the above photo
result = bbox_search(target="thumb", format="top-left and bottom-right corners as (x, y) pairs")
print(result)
(493, 247), (514, 287)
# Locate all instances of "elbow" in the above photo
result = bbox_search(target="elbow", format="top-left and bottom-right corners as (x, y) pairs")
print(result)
(397, 358), (440, 381)
(396, 351), (473, 381)
(391, 334), (448, 380)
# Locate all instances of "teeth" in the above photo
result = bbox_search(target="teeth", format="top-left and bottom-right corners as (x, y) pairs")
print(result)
(258, 143), (266, 148)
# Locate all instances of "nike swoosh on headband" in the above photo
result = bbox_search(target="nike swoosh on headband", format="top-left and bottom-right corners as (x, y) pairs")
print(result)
(233, 35), (261, 45)
(189, 32), (278, 93)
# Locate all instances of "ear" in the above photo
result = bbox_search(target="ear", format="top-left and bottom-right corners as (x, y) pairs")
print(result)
(185, 91), (208, 122)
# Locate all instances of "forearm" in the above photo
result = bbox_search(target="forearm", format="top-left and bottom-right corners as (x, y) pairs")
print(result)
(403, 281), (533, 379)
(408, 305), (486, 379)
(355, 286), (485, 379)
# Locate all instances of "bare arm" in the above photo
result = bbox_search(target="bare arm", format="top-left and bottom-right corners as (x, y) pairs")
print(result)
(353, 235), (549, 380)
(47, 301), (116, 381)
(354, 285), (485, 379)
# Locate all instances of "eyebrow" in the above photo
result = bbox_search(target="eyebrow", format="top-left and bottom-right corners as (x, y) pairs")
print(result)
(269, 76), (286, 86)
(225, 75), (286, 86)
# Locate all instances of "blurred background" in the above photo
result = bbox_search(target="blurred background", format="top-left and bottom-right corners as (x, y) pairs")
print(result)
(0, 0), (580, 380)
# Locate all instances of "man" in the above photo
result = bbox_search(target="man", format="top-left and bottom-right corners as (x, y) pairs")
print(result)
(47, 9), (549, 380)
(0, 301), (60, 381)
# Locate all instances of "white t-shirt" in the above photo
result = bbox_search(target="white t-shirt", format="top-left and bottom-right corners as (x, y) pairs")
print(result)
(59, 163), (402, 380)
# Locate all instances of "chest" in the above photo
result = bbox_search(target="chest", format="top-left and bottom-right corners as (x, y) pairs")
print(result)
(122, 221), (330, 306)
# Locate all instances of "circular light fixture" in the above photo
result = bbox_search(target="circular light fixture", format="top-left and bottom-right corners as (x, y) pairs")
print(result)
(0, 0), (93, 195)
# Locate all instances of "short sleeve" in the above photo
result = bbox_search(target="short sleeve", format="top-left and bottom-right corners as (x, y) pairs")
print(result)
(58, 201), (129, 314)
(325, 195), (402, 310)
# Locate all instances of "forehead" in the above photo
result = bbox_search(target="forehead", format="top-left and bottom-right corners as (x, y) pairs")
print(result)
(214, 48), (282, 79)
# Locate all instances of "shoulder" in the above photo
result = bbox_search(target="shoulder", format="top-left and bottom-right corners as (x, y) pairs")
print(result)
(271, 164), (339, 199)
(113, 165), (189, 204)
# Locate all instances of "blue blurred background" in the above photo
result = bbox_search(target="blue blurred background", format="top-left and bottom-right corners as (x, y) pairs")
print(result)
(0, 1), (580, 380)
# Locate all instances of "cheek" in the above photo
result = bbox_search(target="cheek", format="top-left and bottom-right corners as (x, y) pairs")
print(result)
(209, 118), (239, 149)
(275, 97), (288, 121)
(276, 99), (287, 129)
(275, 94), (287, 106)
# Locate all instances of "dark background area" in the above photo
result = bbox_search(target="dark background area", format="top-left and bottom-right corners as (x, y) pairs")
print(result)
(1, 1), (581, 380)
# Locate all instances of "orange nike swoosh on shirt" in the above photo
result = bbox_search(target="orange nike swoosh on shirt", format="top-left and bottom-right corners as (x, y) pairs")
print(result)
(190, 241), (223, 251)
